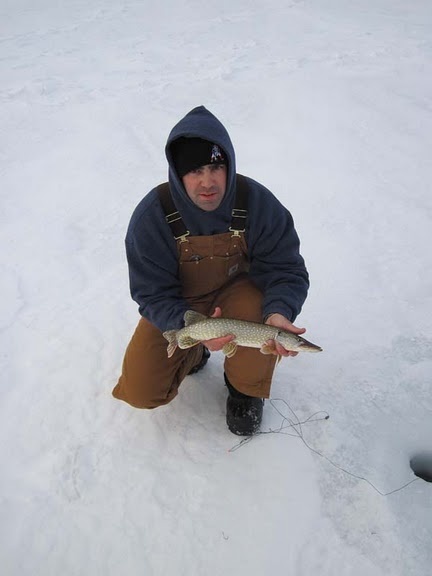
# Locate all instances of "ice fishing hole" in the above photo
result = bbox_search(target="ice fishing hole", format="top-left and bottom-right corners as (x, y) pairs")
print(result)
(410, 452), (432, 483)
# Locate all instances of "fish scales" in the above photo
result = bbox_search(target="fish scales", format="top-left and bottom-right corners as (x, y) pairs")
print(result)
(180, 318), (280, 348)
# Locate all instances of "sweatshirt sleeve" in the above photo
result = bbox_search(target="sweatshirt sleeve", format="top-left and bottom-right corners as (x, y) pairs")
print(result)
(126, 239), (189, 332)
(125, 198), (189, 332)
(247, 188), (309, 322)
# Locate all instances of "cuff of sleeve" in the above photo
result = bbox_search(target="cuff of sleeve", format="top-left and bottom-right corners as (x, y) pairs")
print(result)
(262, 304), (295, 323)
(263, 313), (275, 323)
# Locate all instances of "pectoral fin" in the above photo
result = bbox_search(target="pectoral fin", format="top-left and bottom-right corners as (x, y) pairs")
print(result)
(222, 342), (238, 358)
(260, 343), (275, 355)
(260, 343), (281, 362)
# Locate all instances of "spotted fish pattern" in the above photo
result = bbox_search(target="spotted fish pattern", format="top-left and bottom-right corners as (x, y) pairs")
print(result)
(163, 311), (322, 358)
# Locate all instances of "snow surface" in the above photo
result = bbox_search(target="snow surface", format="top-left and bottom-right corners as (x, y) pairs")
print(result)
(1, 0), (432, 574)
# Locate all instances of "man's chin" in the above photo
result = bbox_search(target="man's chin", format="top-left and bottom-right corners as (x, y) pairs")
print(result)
(197, 194), (222, 210)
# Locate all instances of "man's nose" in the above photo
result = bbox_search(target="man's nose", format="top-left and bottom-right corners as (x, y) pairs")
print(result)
(200, 169), (213, 188)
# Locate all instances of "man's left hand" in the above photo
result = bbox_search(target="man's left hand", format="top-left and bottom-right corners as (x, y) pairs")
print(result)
(264, 313), (306, 357)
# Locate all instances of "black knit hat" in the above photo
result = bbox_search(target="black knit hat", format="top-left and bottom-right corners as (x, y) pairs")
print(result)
(171, 137), (227, 178)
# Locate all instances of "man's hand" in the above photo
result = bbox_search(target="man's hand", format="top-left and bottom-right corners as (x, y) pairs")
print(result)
(264, 313), (306, 357)
(201, 307), (235, 352)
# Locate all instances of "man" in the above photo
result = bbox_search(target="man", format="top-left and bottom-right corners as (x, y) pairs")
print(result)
(113, 106), (309, 436)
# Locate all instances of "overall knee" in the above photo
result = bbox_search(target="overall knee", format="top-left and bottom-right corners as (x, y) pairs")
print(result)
(112, 376), (177, 409)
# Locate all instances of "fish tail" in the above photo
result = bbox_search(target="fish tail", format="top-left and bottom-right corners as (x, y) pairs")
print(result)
(162, 330), (178, 358)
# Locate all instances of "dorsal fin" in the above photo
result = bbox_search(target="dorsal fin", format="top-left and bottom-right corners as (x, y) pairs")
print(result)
(184, 310), (207, 327)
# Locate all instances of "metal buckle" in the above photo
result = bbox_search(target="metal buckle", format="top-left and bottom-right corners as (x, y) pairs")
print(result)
(231, 208), (248, 219)
(175, 231), (190, 243)
(230, 208), (247, 236)
(166, 211), (181, 224)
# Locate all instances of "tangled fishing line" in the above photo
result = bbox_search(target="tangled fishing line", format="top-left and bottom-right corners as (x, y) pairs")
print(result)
(229, 397), (419, 496)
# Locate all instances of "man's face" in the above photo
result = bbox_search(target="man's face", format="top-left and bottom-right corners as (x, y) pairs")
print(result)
(182, 164), (227, 211)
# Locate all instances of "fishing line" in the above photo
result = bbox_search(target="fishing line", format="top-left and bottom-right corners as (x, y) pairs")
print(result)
(229, 398), (419, 496)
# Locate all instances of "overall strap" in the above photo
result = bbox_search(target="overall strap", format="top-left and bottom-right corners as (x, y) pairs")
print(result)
(157, 182), (190, 242)
(157, 174), (249, 240)
(229, 174), (249, 236)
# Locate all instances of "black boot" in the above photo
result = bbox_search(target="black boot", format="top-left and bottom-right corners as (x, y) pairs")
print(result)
(187, 346), (211, 375)
(225, 374), (264, 436)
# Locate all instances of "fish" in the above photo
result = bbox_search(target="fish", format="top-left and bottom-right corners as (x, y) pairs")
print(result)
(162, 310), (323, 358)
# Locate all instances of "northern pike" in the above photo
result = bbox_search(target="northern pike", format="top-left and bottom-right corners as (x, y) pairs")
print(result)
(163, 311), (323, 358)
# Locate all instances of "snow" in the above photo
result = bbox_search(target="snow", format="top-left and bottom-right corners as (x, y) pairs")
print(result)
(1, 0), (432, 574)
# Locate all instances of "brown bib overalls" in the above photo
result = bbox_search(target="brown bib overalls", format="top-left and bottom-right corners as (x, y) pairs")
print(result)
(112, 232), (277, 409)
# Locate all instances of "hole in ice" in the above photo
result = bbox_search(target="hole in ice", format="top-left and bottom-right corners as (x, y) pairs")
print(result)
(410, 452), (432, 483)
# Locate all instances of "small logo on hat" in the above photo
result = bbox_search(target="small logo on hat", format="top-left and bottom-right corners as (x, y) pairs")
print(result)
(210, 144), (224, 163)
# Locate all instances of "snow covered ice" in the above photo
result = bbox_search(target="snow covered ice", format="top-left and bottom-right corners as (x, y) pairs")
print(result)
(1, 1), (432, 574)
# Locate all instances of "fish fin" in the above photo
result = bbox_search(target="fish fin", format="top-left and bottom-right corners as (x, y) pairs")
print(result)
(184, 310), (207, 326)
(260, 345), (282, 363)
(178, 335), (200, 349)
(260, 343), (274, 355)
(162, 330), (178, 358)
(222, 342), (238, 358)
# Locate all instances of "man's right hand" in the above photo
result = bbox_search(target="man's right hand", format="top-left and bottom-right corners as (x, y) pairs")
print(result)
(201, 307), (235, 352)
(264, 313), (306, 357)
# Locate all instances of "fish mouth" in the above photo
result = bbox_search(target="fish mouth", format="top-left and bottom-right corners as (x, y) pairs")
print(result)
(298, 336), (323, 352)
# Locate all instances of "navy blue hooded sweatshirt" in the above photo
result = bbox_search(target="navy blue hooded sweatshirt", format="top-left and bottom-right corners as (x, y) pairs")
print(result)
(125, 106), (309, 332)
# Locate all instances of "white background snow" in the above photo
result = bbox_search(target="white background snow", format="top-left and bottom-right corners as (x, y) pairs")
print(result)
(1, 0), (432, 574)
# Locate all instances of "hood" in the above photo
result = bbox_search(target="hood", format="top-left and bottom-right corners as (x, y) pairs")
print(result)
(165, 106), (237, 216)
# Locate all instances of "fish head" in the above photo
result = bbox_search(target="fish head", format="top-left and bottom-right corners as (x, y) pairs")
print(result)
(277, 331), (323, 353)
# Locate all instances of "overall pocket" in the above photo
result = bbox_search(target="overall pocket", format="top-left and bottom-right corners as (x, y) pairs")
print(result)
(178, 232), (249, 299)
